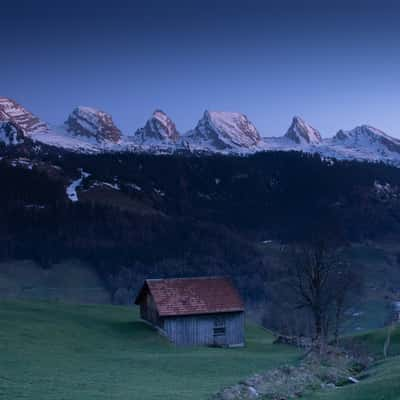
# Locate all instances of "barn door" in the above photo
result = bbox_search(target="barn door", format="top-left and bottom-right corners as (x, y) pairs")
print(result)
(213, 316), (226, 346)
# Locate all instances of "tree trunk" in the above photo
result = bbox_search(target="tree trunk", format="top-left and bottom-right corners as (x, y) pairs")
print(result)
(333, 300), (343, 346)
(314, 309), (325, 353)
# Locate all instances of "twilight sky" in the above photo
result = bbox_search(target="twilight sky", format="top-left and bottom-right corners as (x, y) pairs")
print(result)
(1, 0), (400, 137)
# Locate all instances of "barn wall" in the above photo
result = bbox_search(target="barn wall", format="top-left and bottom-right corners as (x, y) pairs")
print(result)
(163, 311), (244, 346)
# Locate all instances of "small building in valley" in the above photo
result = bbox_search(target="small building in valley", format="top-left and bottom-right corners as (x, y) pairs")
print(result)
(134, 276), (245, 346)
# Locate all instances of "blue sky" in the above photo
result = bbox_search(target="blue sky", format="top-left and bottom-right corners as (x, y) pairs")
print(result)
(1, 0), (400, 137)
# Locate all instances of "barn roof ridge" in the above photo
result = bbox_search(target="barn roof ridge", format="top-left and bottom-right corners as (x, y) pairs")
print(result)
(145, 275), (231, 282)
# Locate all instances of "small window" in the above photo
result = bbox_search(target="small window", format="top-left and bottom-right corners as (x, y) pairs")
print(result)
(213, 327), (226, 336)
(213, 317), (226, 336)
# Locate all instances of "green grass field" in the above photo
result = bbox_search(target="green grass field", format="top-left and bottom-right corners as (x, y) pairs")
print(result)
(0, 301), (300, 400)
(305, 356), (400, 400)
(2, 300), (400, 400)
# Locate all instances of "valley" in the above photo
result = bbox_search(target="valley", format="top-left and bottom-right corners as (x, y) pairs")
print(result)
(2, 97), (400, 398)
(3, 1), (400, 399)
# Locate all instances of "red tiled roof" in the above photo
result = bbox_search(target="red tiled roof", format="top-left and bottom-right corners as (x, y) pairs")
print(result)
(135, 276), (244, 317)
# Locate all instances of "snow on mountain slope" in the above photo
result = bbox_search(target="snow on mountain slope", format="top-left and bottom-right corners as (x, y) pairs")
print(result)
(134, 110), (179, 145)
(30, 125), (109, 153)
(29, 106), (124, 152)
(332, 125), (400, 155)
(184, 111), (263, 151)
(0, 97), (48, 134)
(284, 116), (322, 145)
(65, 106), (122, 143)
(300, 125), (400, 165)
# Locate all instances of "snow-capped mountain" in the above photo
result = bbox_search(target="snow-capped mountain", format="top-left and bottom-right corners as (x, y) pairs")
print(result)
(312, 125), (400, 164)
(184, 110), (262, 151)
(65, 106), (122, 143)
(2, 96), (400, 167)
(284, 116), (322, 145)
(134, 110), (179, 144)
(333, 125), (400, 154)
(0, 97), (48, 134)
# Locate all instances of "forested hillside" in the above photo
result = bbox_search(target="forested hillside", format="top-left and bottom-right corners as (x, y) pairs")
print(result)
(2, 148), (400, 325)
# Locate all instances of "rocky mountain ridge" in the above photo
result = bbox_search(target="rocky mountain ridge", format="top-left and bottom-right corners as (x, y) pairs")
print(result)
(284, 116), (322, 145)
(184, 110), (262, 151)
(1, 96), (400, 166)
(134, 110), (179, 144)
(65, 106), (122, 143)
(0, 97), (48, 134)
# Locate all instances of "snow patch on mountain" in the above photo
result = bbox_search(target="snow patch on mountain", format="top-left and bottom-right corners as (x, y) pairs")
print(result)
(66, 170), (90, 202)
(30, 125), (107, 153)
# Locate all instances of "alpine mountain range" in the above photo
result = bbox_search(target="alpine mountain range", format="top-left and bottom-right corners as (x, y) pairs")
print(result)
(1, 96), (400, 166)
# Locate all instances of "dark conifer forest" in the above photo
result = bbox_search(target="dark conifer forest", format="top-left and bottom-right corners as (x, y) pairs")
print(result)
(2, 148), (400, 310)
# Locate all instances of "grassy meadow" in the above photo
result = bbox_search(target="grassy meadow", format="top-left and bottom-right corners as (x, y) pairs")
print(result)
(0, 300), (300, 400)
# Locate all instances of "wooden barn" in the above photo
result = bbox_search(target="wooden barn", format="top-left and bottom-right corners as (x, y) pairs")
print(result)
(134, 276), (245, 346)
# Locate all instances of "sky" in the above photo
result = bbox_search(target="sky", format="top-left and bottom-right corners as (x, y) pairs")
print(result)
(1, 0), (400, 138)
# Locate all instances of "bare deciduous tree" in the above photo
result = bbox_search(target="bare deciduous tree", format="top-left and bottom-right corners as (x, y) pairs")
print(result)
(287, 239), (361, 350)
(288, 240), (334, 348)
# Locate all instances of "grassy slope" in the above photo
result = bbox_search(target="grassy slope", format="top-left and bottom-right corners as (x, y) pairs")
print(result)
(305, 326), (400, 400)
(0, 259), (110, 304)
(304, 356), (400, 400)
(342, 325), (400, 358)
(0, 301), (300, 400)
(341, 243), (399, 333)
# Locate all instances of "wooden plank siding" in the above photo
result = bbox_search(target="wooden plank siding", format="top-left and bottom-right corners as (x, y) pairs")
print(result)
(163, 312), (244, 346)
(140, 291), (162, 327)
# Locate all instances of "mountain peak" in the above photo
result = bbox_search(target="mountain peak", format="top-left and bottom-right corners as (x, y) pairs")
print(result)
(292, 115), (305, 123)
(134, 110), (179, 144)
(65, 106), (122, 143)
(0, 97), (48, 134)
(335, 125), (389, 141)
(284, 116), (322, 145)
(186, 110), (262, 150)
(333, 124), (400, 156)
